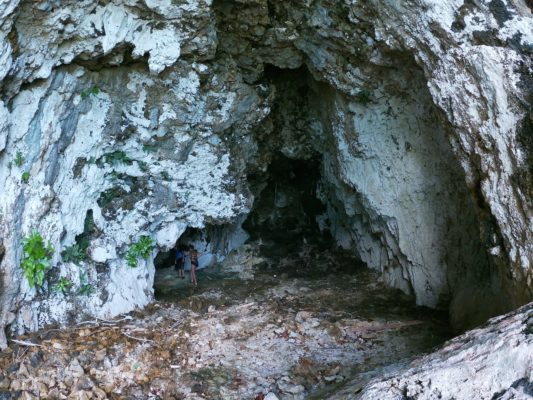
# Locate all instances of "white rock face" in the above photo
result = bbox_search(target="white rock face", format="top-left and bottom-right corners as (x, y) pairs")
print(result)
(314, 65), (485, 309)
(0, 0), (532, 348)
(337, 302), (533, 400)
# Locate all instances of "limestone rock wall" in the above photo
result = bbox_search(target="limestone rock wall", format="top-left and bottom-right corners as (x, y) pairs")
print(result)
(0, 0), (532, 347)
(349, 302), (533, 400)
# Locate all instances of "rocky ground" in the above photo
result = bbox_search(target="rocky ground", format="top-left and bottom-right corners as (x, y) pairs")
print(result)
(0, 243), (450, 399)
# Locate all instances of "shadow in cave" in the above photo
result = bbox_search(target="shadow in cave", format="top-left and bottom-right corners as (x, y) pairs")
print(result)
(243, 154), (334, 258)
(152, 154), (338, 302)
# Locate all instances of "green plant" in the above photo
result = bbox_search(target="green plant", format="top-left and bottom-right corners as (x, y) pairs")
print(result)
(354, 89), (371, 105)
(78, 283), (95, 296)
(14, 151), (24, 167)
(77, 270), (94, 296)
(21, 171), (30, 183)
(61, 244), (86, 264)
(102, 151), (132, 166)
(80, 86), (100, 99)
(142, 144), (157, 153)
(53, 277), (72, 295)
(126, 235), (154, 268)
(137, 161), (148, 172)
(21, 230), (54, 288)
(97, 187), (122, 207)
(160, 171), (170, 181)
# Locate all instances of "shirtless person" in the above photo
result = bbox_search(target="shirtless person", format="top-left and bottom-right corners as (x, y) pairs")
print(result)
(175, 245), (185, 279)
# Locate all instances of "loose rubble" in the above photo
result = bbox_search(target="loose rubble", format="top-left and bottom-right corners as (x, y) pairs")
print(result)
(0, 245), (449, 399)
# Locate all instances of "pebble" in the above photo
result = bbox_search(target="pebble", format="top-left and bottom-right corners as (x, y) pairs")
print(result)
(0, 244), (448, 399)
(277, 378), (305, 394)
(0, 377), (10, 389)
(10, 379), (22, 391)
(20, 392), (37, 400)
(94, 349), (106, 361)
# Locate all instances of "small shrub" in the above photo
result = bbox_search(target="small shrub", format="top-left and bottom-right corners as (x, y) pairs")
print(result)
(77, 270), (94, 296)
(80, 86), (100, 99)
(160, 171), (170, 181)
(21, 230), (53, 288)
(126, 235), (154, 268)
(61, 244), (86, 264)
(53, 277), (72, 295)
(102, 151), (132, 166)
(14, 151), (24, 167)
(97, 187), (122, 207)
(142, 144), (156, 153)
(78, 283), (95, 296)
(354, 89), (371, 105)
(21, 171), (30, 183)
(137, 161), (148, 172)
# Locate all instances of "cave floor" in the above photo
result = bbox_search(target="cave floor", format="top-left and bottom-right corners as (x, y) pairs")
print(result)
(0, 243), (451, 399)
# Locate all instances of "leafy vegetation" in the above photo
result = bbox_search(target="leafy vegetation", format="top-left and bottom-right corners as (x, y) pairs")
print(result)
(53, 277), (72, 295)
(21, 171), (30, 183)
(77, 270), (94, 296)
(354, 89), (372, 105)
(21, 230), (53, 288)
(80, 86), (100, 99)
(126, 235), (154, 268)
(102, 150), (133, 166)
(14, 151), (24, 167)
(61, 244), (86, 264)
(142, 144), (157, 153)
(97, 187), (123, 207)
(61, 210), (96, 265)
(137, 160), (148, 172)
(78, 283), (95, 296)
(160, 170), (171, 181)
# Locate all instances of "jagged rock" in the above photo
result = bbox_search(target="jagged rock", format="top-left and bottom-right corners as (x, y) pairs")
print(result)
(277, 377), (305, 395)
(0, 377), (10, 390)
(0, 0), (531, 360)
(330, 302), (533, 400)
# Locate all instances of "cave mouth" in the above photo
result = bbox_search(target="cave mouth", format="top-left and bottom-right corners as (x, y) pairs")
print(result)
(243, 154), (333, 256)
(152, 58), (490, 333)
(153, 153), (336, 300)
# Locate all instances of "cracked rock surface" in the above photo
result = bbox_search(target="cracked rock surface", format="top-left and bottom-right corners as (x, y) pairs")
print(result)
(0, 0), (532, 395)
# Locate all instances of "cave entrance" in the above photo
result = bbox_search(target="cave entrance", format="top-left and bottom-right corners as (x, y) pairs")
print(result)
(152, 153), (334, 301)
(243, 154), (332, 257)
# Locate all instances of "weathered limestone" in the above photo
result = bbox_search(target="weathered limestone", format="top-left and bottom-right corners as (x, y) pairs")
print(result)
(0, 0), (532, 352)
(344, 301), (533, 400)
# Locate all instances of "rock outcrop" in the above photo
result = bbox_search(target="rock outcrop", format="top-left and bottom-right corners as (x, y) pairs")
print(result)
(341, 301), (533, 400)
(0, 0), (532, 349)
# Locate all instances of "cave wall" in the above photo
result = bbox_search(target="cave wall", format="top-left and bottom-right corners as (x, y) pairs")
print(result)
(309, 62), (492, 312)
(0, 0), (532, 346)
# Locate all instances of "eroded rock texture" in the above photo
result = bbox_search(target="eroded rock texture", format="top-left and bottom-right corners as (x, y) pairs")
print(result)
(346, 302), (533, 400)
(0, 0), (532, 349)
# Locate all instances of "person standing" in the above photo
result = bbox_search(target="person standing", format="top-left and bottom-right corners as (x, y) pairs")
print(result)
(189, 245), (200, 287)
(175, 245), (185, 280)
